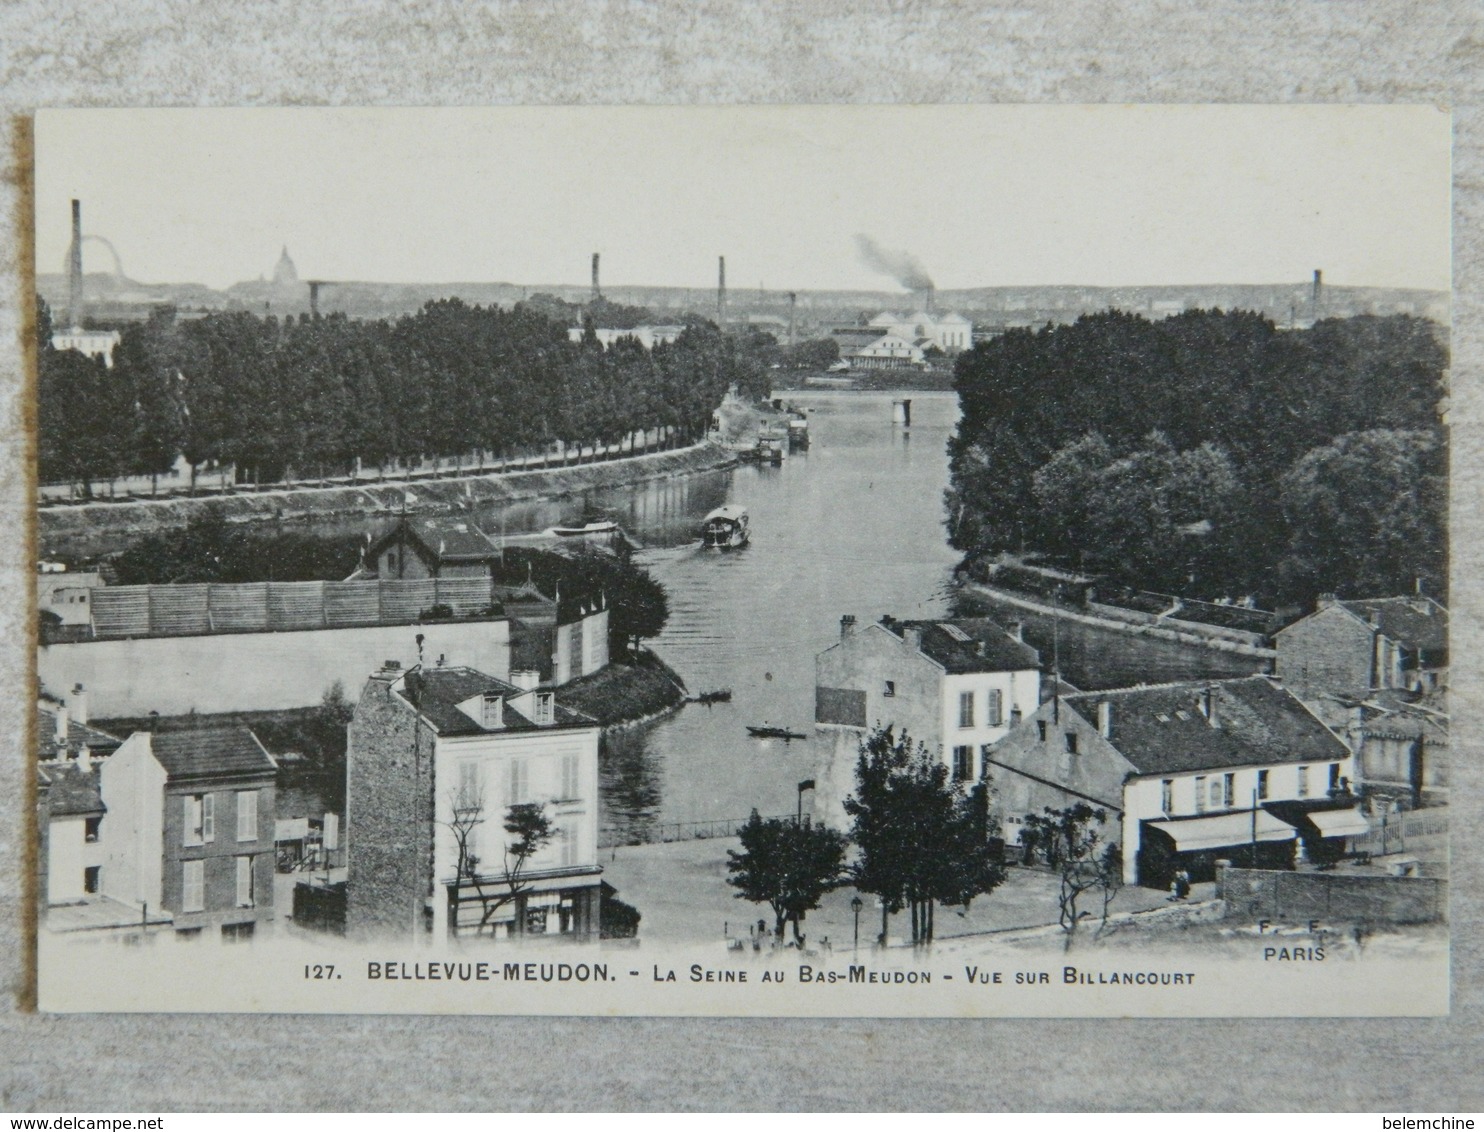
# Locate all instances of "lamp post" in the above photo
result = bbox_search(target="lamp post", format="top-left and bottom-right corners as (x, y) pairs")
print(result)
(851, 895), (863, 953)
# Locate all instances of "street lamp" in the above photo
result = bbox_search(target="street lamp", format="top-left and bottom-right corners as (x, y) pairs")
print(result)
(851, 894), (863, 953)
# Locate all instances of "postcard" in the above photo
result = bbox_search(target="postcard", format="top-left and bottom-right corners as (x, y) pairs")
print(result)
(30, 104), (1450, 1015)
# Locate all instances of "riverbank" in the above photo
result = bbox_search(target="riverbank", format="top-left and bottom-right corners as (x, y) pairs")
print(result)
(961, 580), (1277, 660)
(38, 440), (739, 554)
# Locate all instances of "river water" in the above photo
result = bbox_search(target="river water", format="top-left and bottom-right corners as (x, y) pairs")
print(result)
(572, 390), (1264, 844)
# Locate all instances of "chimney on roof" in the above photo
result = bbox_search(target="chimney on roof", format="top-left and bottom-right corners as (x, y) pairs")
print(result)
(974, 640), (986, 657)
(1096, 700), (1112, 738)
(1199, 685), (1218, 728)
(1316, 593), (1338, 610)
(1006, 620), (1024, 643)
(511, 669), (541, 693)
(54, 702), (69, 746)
(903, 626), (922, 652)
(70, 683), (88, 726)
(840, 614), (857, 639)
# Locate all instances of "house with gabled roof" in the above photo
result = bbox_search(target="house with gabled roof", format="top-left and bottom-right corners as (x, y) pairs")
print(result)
(366, 515), (503, 581)
(814, 613), (1041, 827)
(97, 727), (278, 942)
(983, 675), (1362, 887)
(1275, 593), (1448, 703)
(346, 659), (604, 942)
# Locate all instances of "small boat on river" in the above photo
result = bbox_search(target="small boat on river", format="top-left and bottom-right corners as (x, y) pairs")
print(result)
(551, 519), (620, 537)
(746, 725), (806, 742)
(700, 504), (750, 549)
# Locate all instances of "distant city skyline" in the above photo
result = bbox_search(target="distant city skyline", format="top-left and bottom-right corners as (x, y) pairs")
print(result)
(36, 105), (1451, 295)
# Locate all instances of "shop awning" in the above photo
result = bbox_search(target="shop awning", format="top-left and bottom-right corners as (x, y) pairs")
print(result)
(1147, 809), (1296, 853)
(1309, 807), (1372, 839)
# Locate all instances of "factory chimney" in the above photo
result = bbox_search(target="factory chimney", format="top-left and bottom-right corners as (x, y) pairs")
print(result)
(717, 256), (727, 327)
(923, 282), (935, 317)
(67, 199), (83, 330)
(787, 291), (797, 345)
(591, 253), (601, 301)
(1312, 269), (1323, 315)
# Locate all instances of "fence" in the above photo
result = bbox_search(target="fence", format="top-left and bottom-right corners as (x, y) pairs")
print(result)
(1216, 863), (1446, 924)
(1351, 809), (1448, 857)
(291, 881), (348, 935)
(86, 577), (501, 639)
(600, 813), (795, 849)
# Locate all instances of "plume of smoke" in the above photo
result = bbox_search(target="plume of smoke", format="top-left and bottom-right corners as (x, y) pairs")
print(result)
(854, 234), (934, 291)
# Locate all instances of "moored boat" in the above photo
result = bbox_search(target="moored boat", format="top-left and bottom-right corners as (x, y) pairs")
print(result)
(551, 519), (620, 537)
(700, 504), (750, 549)
(746, 725), (806, 742)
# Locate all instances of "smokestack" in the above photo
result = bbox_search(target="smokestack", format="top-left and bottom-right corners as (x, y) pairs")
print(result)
(67, 199), (83, 330)
(788, 291), (797, 345)
(1096, 700), (1112, 738)
(924, 283), (935, 317)
(591, 253), (601, 301)
(717, 256), (727, 326)
(1312, 269), (1323, 313)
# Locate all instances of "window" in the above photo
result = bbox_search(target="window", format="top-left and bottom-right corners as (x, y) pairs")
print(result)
(882, 680), (895, 698)
(236, 790), (258, 842)
(1297, 765), (1310, 798)
(84, 815), (101, 843)
(525, 907), (548, 935)
(1194, 776), (1207, 813)
(534, 692), (555, 725)
(175, 927), (202, 941)
(221, 921), (255, 943)
(1328, 763), (1342, 792)
(508, 759), (529, 805)
(1209, 779), (1222, 808)
(457, 761), (482, 812)
(236, 856), (254, 908)
(559, 818), (579, 867)
(1222, 773), (1235, 808)
(183, 795), (204, 847)
(959, 691), (975, 729)
(1257, 769), (1270, 801)
(84, 866), (100, 894)
(1036, 720), (1047, 742)
(1064, 732), (1078, 755)
(1161, 779), (1173, 814)
(202, 794), (214, 843)
(952, 745), (973, 782)
(560, 754), (581, 801)
(987, 688), (1004, 728)
(182, 860), (204, 913)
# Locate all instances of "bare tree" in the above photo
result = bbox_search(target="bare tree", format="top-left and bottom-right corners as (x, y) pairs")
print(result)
(443, 786), (556, 938)
(1021, 804), (1123, 946)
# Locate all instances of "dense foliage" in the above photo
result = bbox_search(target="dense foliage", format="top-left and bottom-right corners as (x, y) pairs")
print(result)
(844, 725), (1005, 945)
(726, 810), (849, 945)
(947, 310), (1448, 605)
(108, 507), (365, 584)
(39, 296), (768, 491)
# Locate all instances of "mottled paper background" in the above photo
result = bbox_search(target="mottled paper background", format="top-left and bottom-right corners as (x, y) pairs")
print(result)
(1, 0), (1480, 1110)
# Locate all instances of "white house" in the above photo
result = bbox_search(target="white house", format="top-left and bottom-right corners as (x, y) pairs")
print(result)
(983, 676), (1364, 886)
(346, 662), (605, 941)
(814, 615), (1042, 827)
(843, 333), (927, 369)
(867, 310), (975, 352)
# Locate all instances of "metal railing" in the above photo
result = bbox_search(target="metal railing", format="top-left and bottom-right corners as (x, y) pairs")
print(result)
(600, 812), (795, 848)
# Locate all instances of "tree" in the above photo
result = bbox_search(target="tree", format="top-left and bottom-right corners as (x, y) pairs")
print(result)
(727, 811), (848, 945)
(443, 794), (556, 938)
(1277, 428), (1446, 605)
(844, 725), (1005, 946)
(1021, 804), (1123, 944)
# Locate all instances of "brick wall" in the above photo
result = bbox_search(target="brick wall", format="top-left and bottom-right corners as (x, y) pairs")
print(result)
(346, 673), (436, 941)
(161, 776), (276, 933)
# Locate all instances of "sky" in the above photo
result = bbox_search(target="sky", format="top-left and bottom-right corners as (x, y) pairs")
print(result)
(34, 105), (1451, 294)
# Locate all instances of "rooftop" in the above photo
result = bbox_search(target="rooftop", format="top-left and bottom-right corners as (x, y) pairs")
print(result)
(147, 727), (278, 781)
(399, 666), (595, 735)
(373, 516), (500, 563)
(37, 708), (122, 761)
(46, 763), (104, 817)
(1065, 676), (1349, 775)
(881, 617), (1040, 674)
(1337, 596), (1448, 654)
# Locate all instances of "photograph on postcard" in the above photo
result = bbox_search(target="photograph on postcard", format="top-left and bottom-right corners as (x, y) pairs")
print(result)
(29, 105), (1450, 1016)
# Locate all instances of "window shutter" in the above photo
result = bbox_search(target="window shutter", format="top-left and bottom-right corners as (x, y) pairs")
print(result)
(237, 791), (257, 842)
(202, 794), (215, 843)
(183, 795), (198, 847)
(183, 860), (204, 913)
(236, 856), (253, 907)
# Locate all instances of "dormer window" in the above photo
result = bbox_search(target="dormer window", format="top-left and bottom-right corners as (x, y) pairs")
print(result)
(534, 692), (555, 726)
(482, 694), (504, 729)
